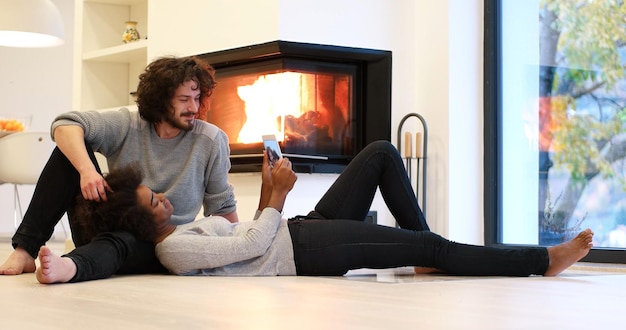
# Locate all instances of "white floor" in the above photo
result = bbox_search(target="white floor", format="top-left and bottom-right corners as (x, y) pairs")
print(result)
(1, 238), (625, 329)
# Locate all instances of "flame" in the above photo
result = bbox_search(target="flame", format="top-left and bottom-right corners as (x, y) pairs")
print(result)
(236, 71), (314, 143)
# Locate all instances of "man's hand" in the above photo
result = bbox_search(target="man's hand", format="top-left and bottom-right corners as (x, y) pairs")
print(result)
(54, 125), (110, 202)
(80, 170), (110, 202)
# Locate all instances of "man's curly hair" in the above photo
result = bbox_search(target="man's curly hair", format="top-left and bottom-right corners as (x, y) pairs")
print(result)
(135, 56), (217, 123)
(72, 165), (159, 244)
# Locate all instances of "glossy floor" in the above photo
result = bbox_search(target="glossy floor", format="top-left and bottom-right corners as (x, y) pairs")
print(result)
(1, 238), (624, 329)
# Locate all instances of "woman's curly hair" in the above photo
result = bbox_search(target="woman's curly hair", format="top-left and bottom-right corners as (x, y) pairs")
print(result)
(72, 165), (159, 244)
(135, 56), (217, 123)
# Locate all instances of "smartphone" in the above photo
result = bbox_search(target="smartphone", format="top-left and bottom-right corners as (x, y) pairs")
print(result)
(262, 134), (283, 168)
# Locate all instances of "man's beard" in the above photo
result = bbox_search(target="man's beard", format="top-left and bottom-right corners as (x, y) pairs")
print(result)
(165, 112), (194, 131)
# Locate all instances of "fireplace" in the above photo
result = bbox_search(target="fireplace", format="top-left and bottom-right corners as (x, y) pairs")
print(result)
(197, 41), (391, 173)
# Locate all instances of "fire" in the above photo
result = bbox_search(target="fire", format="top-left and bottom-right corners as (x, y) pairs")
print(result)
(236, 72), (314, 143)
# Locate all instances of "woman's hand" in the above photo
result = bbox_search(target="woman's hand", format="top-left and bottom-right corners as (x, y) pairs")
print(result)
(266, 157), (297, 213)
(257, 150), (275, 211)
(271, 157), (297, 195)
(261, 150), (273, 187)
(258, 151), (297, 213)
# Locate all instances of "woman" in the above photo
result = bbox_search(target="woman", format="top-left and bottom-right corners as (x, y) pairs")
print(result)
(36, 141), (593, 283)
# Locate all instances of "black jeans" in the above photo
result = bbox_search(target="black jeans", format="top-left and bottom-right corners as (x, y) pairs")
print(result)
(11, 146), (166, 281)
(288, 141), (549, 276)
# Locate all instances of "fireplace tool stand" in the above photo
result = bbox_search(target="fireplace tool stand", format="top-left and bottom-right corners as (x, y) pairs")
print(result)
(396, 113), (428, 215)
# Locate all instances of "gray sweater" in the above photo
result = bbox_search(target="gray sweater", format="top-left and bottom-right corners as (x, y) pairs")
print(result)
(51, 108), (236, 225)
(155, 208), (297, 276)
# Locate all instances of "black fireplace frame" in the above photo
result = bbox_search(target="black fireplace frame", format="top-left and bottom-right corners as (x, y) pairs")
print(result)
(197, 40), (392, 173)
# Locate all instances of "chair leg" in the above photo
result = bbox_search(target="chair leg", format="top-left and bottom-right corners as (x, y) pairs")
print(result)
(13, 184), (23, 229)
(59, 218), (68, 240)
(13, 184), (68, 239)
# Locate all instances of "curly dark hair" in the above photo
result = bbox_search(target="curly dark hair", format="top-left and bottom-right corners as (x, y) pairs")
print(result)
(72, 165), (158, 244)
(135, 56), (217, 123)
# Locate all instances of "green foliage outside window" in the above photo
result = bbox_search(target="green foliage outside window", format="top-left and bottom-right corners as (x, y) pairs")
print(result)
(538, 0), (626, 242)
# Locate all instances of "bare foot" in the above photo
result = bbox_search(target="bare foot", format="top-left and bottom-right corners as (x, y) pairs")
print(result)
(414, 266), (443, 274)
(0, 247), (36, 275)
(36, 246), (77, 284)
(544, 228), (594, 276)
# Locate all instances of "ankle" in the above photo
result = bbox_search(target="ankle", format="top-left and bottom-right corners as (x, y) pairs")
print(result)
(15, 246), (36, 260)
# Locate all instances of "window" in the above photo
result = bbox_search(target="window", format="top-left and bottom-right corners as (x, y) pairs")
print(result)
(485, 0), (626, 263)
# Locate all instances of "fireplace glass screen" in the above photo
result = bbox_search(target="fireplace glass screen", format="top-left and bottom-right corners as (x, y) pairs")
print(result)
(198, 40), (391, 173)
(207, 59), (357, 167)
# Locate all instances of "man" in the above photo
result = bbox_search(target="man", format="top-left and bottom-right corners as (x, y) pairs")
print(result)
(0, 56), (238, 281)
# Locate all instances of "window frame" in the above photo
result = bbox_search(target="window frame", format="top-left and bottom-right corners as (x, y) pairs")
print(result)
(482, 0), (626, 264)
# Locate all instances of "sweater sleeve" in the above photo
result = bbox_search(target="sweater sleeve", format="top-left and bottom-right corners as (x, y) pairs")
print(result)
(50, 108), (133, 154)
(156, 207), (283, 275)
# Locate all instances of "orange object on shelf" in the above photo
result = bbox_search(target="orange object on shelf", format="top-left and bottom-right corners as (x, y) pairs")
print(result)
(0, 118), (26, 132)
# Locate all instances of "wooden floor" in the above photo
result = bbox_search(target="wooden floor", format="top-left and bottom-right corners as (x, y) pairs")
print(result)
(1, 237), (625, 329)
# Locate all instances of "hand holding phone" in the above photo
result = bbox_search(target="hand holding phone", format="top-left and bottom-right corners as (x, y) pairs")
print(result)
(262, 135), (283, 168)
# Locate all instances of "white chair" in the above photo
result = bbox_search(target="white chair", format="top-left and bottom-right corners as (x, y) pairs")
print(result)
(0, 131), (56, 229)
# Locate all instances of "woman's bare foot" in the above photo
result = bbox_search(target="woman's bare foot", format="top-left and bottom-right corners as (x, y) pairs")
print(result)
(0, 247), (36, 275)
(544, 228), (594, 276)
(36, 246), (77, 284)
(414, 266), (443, 274)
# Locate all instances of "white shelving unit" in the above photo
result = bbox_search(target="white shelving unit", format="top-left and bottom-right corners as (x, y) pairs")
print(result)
(73, 0), (149, 111)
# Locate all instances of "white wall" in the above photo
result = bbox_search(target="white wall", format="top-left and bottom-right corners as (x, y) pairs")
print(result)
(0, 0), (484, 245)
(447, 0), (484, 243)
(0, 0), (74, 237)
(150, 0), (484, 243)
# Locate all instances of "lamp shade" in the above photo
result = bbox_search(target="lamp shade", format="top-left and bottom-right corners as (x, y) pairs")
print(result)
(0, 0), (65, 48)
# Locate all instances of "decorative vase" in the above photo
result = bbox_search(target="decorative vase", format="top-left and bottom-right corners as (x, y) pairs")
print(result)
(122, 21), (140, 43)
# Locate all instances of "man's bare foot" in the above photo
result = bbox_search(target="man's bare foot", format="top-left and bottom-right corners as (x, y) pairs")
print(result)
(0, 247), (36, 275)
(544, 228), (594, 276)
(36, 246), (77, 284)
